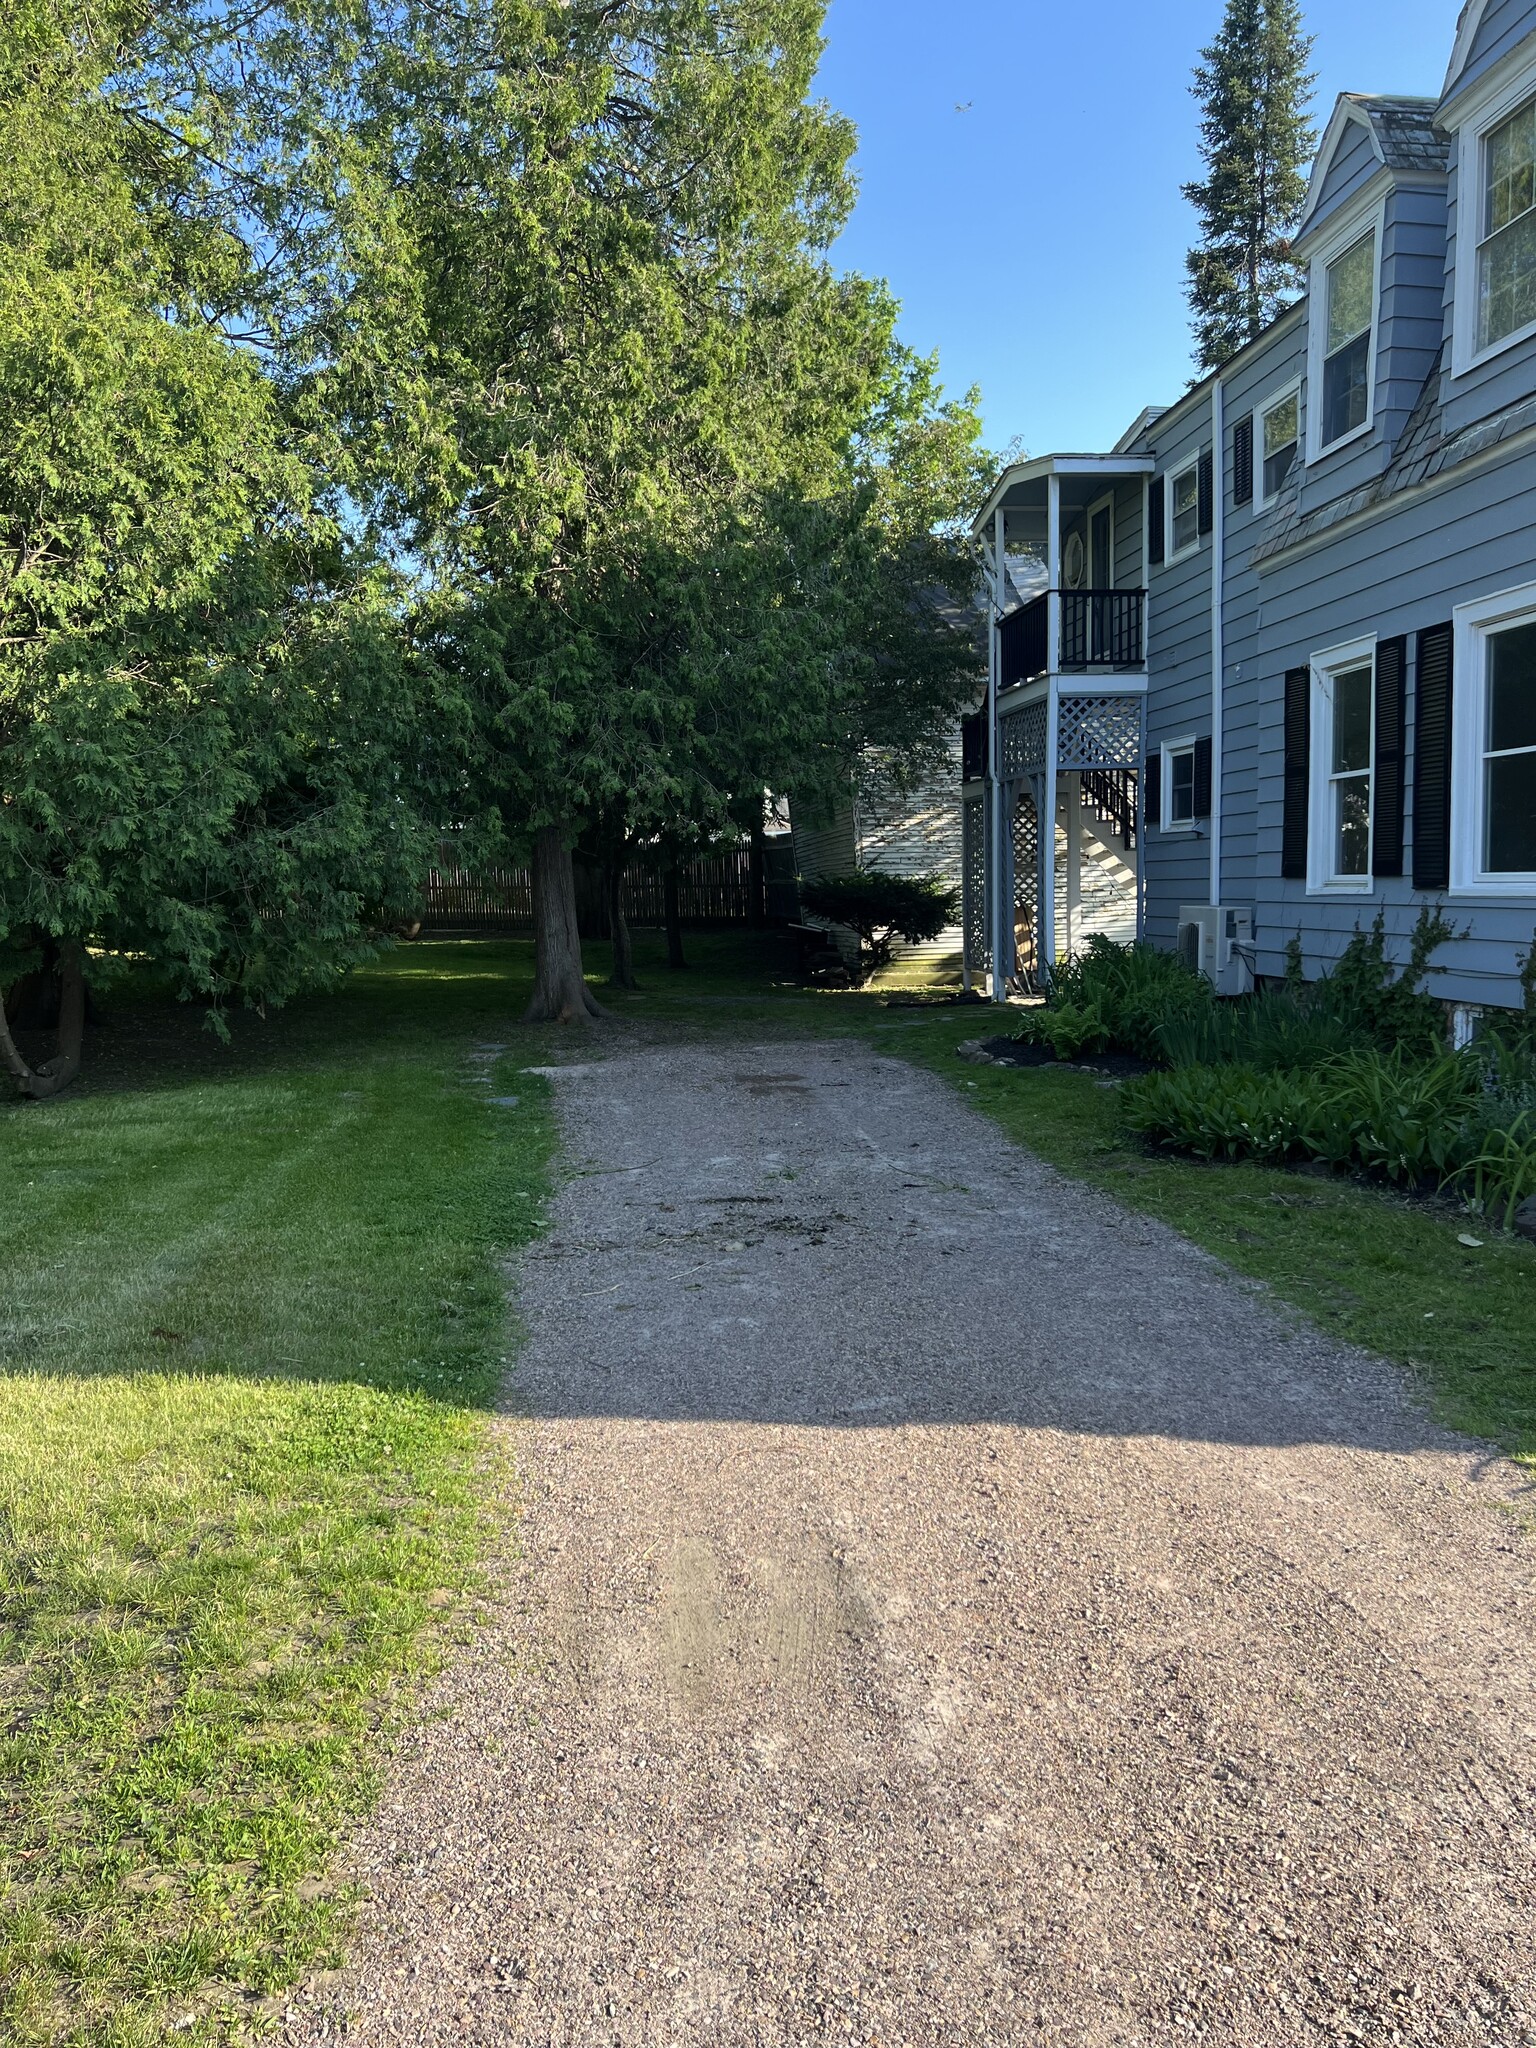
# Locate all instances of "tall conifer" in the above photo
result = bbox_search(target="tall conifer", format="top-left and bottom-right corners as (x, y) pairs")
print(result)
(1183, 0), (1316, 369)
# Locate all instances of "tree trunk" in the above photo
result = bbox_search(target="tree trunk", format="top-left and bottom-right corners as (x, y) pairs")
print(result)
(748, 827), (767, 928)
(605, 859), (637, 989)
(0, 943), (86, 1099)
(524, 826), (605, 1023)
(663, 864), (687, 970)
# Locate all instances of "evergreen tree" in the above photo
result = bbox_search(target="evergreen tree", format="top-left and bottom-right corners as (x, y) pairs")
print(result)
(1183, 0), (1316, 369)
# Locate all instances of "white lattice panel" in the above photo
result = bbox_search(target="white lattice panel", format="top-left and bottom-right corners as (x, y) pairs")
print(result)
(961, 794), (988, 971)
(1056, 695), (1141, 771)
(999, 700), (1047, 776)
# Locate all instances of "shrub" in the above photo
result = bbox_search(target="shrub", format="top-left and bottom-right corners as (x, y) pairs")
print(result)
(1120, 1064), (1319, 1162)
(1024, 936), (1210, 1061)
(1123, 1046), (1500, 1194)
(797, 871), (960, 979)
(1317, 1050), (1480, 1183)
(1014, 1000), (1112, 1061)
(1157, 983), (1360, 1073)
(1310, 906), (1456, 1056)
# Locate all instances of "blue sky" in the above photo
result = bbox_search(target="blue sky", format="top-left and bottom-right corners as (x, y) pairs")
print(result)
(815, 0), (1458, 458)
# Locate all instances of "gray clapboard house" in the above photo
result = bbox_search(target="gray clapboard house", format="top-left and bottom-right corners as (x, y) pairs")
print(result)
(965, 0), (1536, 1017)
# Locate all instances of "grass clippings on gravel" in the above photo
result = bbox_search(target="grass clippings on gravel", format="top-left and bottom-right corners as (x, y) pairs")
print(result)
(0, 945), (555, 2048)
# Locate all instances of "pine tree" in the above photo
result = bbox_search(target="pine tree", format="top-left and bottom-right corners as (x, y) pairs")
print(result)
(1183, 0), (1316, 370)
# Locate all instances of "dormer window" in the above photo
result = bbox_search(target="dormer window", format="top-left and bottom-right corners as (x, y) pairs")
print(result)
(1320, 231), (1376, 448)
(1478, 97), (1536, 351)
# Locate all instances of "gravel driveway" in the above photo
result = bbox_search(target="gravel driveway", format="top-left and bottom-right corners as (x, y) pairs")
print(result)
(285, 1037), (1536, 2047)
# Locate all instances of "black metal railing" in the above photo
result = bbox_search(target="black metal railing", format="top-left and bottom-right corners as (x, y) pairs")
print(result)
(999, 594), (1049, 687)
(961, 709), (989, 782)
(998, 589), (1146, 686)
(1060, 588), (1146, 668)
(1081, 767), (1138, 851)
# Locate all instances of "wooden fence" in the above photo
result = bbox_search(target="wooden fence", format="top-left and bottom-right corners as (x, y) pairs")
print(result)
(420, 842), (791, 936)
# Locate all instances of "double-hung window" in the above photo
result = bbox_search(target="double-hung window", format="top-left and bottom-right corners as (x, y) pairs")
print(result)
(1260, 389), (1300, 501)
(1309, 640), (1376, 890)
(1169, 463), (1199, 556)
(1451, 585), (1536, 890)
(1483, 621), (1536, 871)
(1163, 740), (1197, 829)
(1319, 231), (1376, 449)
(1478, 97), (1536, 353)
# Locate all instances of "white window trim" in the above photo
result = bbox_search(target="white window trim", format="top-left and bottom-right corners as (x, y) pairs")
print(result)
(1451, 64), (1536, 379)
(1161, 735), (1198, 832)
(1450, 579), (1536, 896)
(1305, 201), (1386, 464)
(1165, 460), (1203, 564)
(1307, 634), (1378, 895)
(1255, 376), (1303, 506)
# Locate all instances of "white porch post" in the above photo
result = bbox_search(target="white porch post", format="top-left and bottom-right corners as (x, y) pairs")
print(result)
(1046, 473), (1062, 679)
(1040, 472), (1062, 982)
(1064, 771), (1081, 958)
(988, 506), (1007, 998)
(1042, 690), (1059, 977)
(1136, 697), (1148, 942)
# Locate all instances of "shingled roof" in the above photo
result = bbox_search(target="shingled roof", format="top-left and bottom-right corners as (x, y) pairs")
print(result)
(1345, 95), (1451, 173)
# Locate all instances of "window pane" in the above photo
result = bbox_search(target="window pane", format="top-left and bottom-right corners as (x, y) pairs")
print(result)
(1263, 441), (1297, 498)
(1332, 665), (1373, 773)
(1171, 467), (1198, 551)
(1489, 619), (1536, 753)
(1486, 100), (1536, 236)
(1325, 233), (1375, 351)
(1485, 750), (1536, 872)
(1322, 331), (1370, 444)
(1170, 750), (1195, 821)
(1479, 207), (1536, 348)
(1263, 394), (1299, 457)
(1336, 777), (1371, 875)
(1262, 395), (1299, 497)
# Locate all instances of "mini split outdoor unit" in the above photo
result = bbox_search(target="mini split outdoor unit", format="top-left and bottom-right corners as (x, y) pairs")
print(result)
(1177, 904), (1255, 996)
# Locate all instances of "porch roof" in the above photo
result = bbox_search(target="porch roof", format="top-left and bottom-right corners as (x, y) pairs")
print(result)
(971, 453), (1156, 545)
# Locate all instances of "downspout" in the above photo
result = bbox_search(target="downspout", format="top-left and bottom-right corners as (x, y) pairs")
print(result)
(1210, 373), (1225, 907)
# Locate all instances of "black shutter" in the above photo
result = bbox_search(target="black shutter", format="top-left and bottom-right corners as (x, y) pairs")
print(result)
(1197, 448), (1215, 535)
(1232, 414), (1254, 507)
(1413, 622), (1454, 891)
(1148, 479), (1165, 565)
(1373, 635), (1407, 878)
(1193, 733), (1214, 818)
(1144, 749), (1161, 829)
(1281, 666), (1310, 880)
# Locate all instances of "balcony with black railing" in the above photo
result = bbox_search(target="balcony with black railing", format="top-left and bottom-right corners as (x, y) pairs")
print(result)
(998, 588), (1146, 689)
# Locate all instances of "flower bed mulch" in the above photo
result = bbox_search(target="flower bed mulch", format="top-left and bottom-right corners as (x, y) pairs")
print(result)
(978, 1037), (1157, 1080)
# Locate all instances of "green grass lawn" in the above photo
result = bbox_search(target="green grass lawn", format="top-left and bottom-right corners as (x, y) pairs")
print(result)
(1, 943), (557, 2047)
(6, 927), (1533, 2045)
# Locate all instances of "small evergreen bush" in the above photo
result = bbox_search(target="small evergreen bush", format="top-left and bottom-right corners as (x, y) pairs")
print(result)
(797, 870), (959, 979)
